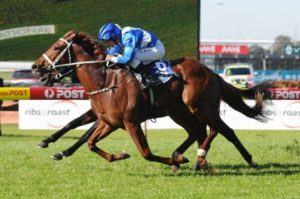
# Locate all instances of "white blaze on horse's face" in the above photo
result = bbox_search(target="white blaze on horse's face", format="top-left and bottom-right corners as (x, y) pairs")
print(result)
(43, 38), (73, 71)
(31, 37), (72, 85)
(35, 38), (73, 84)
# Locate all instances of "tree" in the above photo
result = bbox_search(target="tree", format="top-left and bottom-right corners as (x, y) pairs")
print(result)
(272, 35), (292, 56)
(249, 45), (265, 59)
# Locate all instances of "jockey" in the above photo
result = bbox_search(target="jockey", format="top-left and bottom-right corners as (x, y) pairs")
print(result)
(97, 22), (166, 73)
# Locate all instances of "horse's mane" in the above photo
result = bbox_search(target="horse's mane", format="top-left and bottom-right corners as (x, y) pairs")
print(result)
(69, 30), (106, 60)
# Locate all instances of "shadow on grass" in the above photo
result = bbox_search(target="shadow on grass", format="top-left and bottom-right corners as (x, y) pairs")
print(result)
(163, 162), (300, 177)
(126, 162), (300, 177)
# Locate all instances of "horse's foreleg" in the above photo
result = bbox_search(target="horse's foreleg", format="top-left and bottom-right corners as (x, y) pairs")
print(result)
(51, 121), (99, 160)
(37, 109), (96, 148)
(87, 122), (130, 162)
(124, 122), (187, 169)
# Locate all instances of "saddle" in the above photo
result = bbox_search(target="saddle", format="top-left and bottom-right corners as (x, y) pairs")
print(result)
(132, 59), (177, 89)
(131, 59), (183, 120)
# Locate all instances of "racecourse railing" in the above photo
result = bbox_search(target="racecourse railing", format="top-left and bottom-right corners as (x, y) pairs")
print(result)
(0, 87), (299, 100)
(0, 86), (299, 130)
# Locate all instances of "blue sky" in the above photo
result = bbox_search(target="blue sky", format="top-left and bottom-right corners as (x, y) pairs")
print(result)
(201, 0), (300, 41)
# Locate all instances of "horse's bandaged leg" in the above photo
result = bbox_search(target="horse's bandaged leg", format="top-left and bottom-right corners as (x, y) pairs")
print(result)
(197, 149), (206, 157)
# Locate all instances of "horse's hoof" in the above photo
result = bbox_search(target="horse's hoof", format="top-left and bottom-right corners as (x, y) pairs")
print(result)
(193, 158), (209, 171)
(200, 159), (209, 170)
(181, 156), (189, 164)
(171, 164), (180, 174)
(193, 160), (200, 171)
(37, 141), (48, 148)
(51, 152), (63, 160)
(249, 161), (259, 169)
(172, 153), (189, 164)
(120, 151), (130, 159)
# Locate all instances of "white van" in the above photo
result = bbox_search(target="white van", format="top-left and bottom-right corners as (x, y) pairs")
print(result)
(222, 63), (254, 88)
(10, 69), (41, 87)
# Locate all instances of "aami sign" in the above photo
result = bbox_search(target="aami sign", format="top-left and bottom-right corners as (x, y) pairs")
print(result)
(200, 44), (249, 55)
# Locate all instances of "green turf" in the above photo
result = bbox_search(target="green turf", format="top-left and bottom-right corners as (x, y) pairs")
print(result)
(0, 0), (198, 61)
(0, 124), (299, 199)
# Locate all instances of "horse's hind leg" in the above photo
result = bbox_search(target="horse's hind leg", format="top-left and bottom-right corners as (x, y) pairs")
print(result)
(195, 106), (220, 170)
(205, 114), (257, 168)
(169, 108), (221, 171)
(87, 121), (130, 162)
(194, 128), (218, 170)
(186, 101), (256, 168)
(217, 120), (257, 168)
(37, 109), (96, 148)
(168, 109), (207, 164)
(51, 121), (99, 160)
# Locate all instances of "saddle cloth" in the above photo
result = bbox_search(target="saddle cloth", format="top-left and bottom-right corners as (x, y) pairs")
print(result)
(140, 59), (177, 87)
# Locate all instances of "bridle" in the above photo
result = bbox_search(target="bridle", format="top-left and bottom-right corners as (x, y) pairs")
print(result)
(42, 38), (73, 70)
(41, 37), (128, 95)
(42, 38), (110, 82)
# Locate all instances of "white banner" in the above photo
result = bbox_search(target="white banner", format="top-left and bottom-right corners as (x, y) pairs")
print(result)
(0, 25), (55, 41)
(220, 100), (300, 130)
(19, 100), (300, 130)
(0, 61), (33, 71)
(19, 100), (92, 130)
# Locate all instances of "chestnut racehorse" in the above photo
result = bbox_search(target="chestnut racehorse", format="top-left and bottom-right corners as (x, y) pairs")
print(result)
(32, 30), (270, 171)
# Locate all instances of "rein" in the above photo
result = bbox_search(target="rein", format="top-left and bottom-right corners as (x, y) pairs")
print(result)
(86, 68), (134, 96)
(43, 38), (116, 69)
(42, 37), (120, 94)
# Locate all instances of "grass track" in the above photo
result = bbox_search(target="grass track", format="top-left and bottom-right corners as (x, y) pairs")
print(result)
(0, 0), (197, 61)
(0, 124), (300, 199)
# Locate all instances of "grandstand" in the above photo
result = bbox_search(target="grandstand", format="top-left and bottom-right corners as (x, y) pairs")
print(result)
(199, 39), (300, 71)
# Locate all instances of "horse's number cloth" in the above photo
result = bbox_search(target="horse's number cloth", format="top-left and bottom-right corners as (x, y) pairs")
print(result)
(143, 60), (175, 83)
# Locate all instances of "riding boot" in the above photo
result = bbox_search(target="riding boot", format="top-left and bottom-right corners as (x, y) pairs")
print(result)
(130, 63), (144, 73)
(130, 63), (162, 88)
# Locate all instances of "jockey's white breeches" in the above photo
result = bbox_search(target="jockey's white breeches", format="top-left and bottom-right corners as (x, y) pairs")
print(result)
(128, 39), (165, 68)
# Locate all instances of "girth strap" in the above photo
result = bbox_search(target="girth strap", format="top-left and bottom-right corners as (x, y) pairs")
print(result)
(148, 88), (157, 123)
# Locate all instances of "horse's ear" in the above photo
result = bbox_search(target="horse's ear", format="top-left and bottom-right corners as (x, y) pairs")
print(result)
(64, 30), (78, 39)
(71, 30), (80, 39)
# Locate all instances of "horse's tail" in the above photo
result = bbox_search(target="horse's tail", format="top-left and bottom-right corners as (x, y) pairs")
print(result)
(236, 80), (275, 100)
(216, 74), (270, 122)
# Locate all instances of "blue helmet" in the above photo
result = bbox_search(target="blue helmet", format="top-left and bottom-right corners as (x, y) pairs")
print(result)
(97, 22), (121, 41)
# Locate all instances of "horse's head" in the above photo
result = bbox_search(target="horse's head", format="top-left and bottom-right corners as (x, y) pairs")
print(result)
(32, 30), (106, 86)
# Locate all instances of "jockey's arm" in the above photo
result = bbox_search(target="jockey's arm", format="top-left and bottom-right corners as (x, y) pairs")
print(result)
(107, 44), (122, 54)
(110, 33), (137, 64)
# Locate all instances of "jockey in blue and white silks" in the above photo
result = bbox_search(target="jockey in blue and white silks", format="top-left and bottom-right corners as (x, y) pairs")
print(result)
(97, 22), (165, 69)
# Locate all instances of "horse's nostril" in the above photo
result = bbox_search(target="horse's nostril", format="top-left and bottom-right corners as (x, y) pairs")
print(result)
(32, 65), (37, 70)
